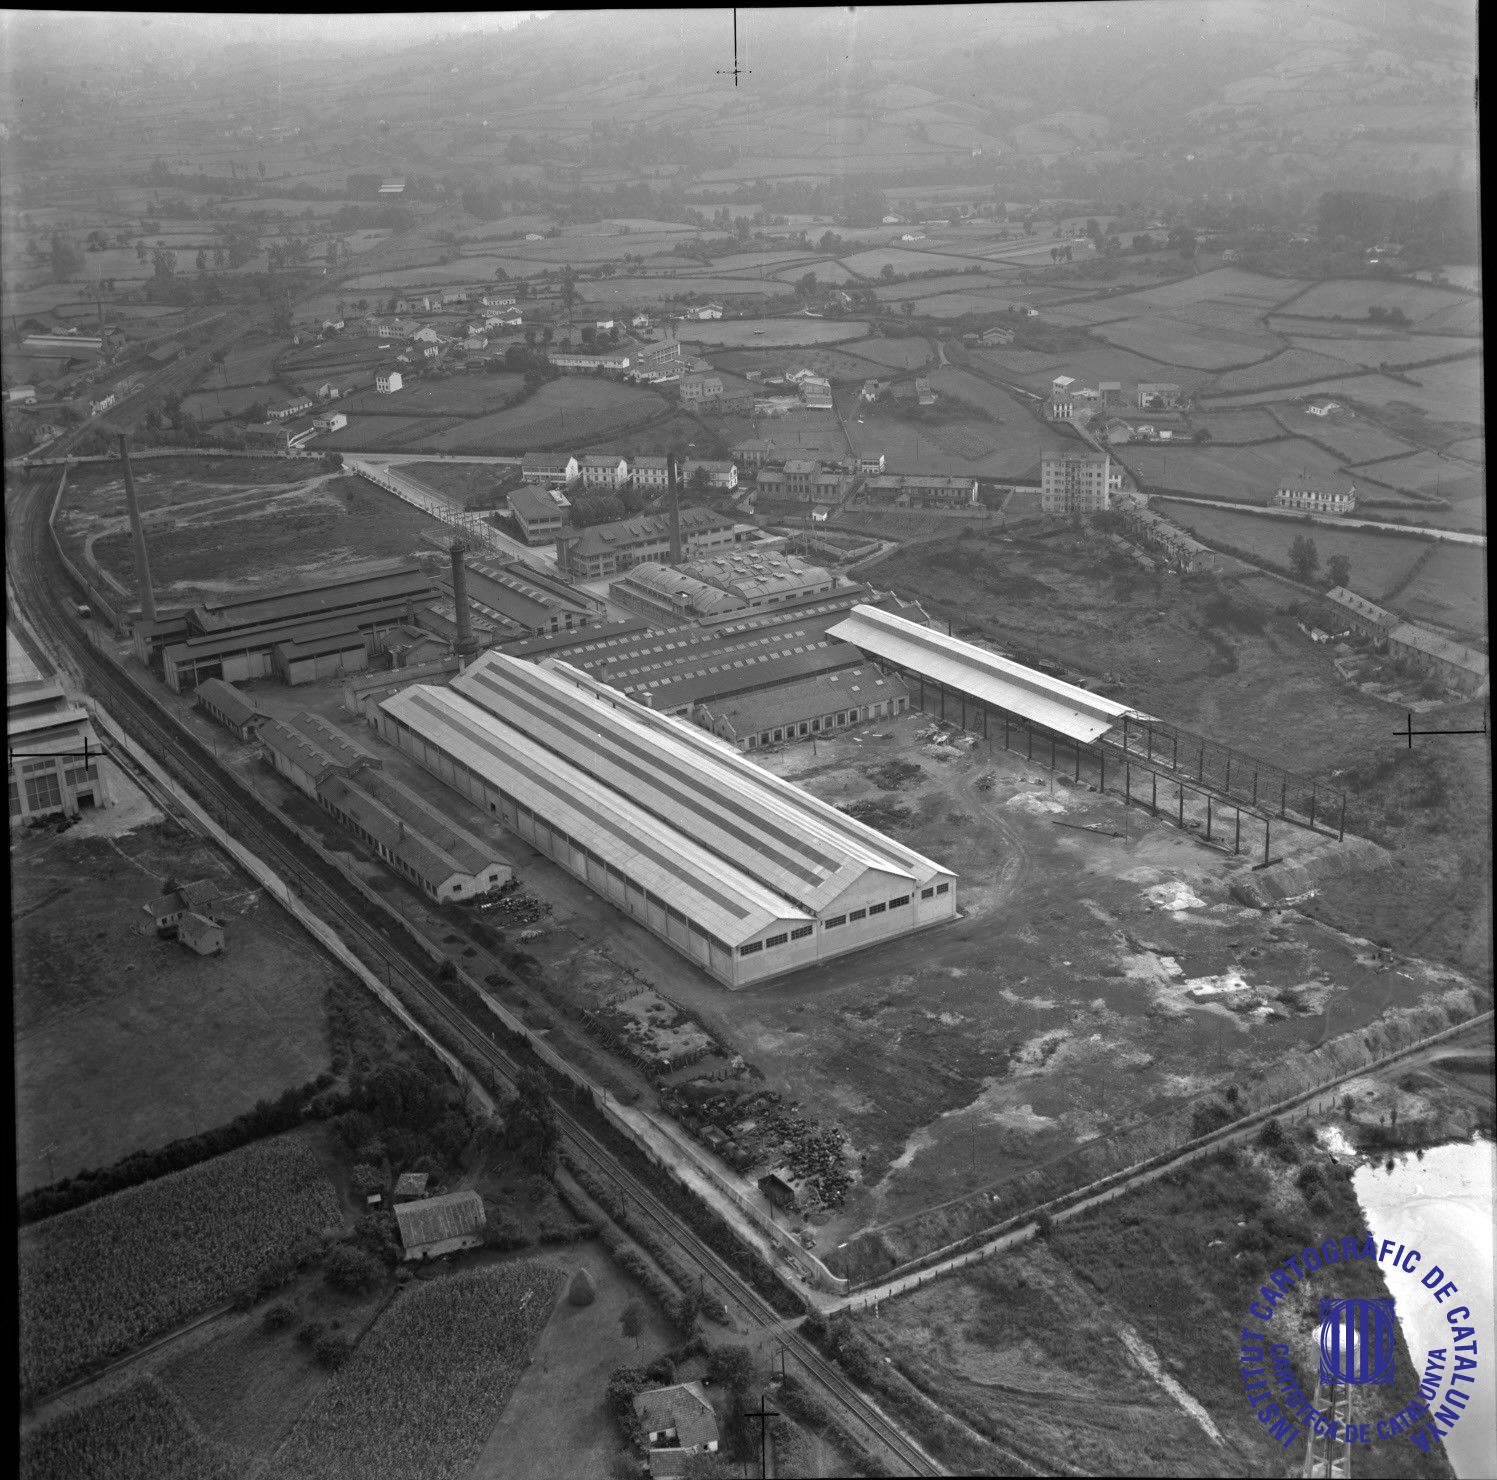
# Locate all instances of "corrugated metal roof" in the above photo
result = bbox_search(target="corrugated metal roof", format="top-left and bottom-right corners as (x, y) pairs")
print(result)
(192, 566), (429, 632)
(703, 663), (907, 734)
(383, 685), (799, 942)
(828, 605), (1132, 744)
(394, 1190), (485, 1249)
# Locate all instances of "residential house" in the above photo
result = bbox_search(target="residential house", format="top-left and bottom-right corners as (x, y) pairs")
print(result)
(856, 452), (886, 476)
(980, 326), (1014, 345)
(508, 485), (571, 544)
(782, 459), (819, 500)
(411, 326), (441, 345)
(579, 454), (629, 491)
(521, 452), (579, 486)
(1306, 401), (1341, 418)
(679, 371), (723, 403)
(682, 458), (738, 492)
(631, 455), (670, 493)
(178, 912), (225, 956)
(462, 334), (488, 352)
(482, 293), (516, 309)
(1136, 382), (1182, 409)
(313, 410), (347, 434)
(1324, 587), (1402, 638)
(754, 468), (787, 499)
(691, 303), (724, 320)
(633, 1382), (720, 1469)
(1385, 625), (1489, 697)
(631, 313), (652, 330)
(800, 376), (833, 409)
(376, 370), (403, 394)
(813, 466), (850, 503)
(915, 378), (936, 407)
(864, 473), (978, 507)
(730, 438), (778, 468)
(1097, 381), (1123, 407)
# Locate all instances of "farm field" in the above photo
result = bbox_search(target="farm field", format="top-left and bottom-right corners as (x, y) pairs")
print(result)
(265, 1262), (564, 1480)
(316, 414), (457, 450)
(1352, 448), (1484, 496)
(1207, 346), (1362, 394)
(843, 246), (988, 275)
(1393, 542), (1487, 639)
(1096, 317), (1277, 370)
(1153, 499), (1432, 595)
(772, 258), (858, 284)
(1286, 332), (1446, 368)
(677, 317), (870, 348)
(578, 276), (795, 305)
(929, 363), (1037, 419)
(20, 1376), (235, 1480)
(18, 1136), (340, 1397)
(1289, 417), (1417, 463)
(181, 383), (285, 422)
(415, 377), (666, 453)
(1132, 439), (1353, 503)
(909, 289), (1030, 315)
(1281, 278), (1476, 324)
(343, 373), (525, 418)
(13, 818), (337, 1194)
(215, 341), (292, 386)
(872, 271), (1014, 302)
(847, 403), (1072, 481)
(980, 342), (1220, 396)
(1188, 407), (1286, 443)
(852, 335), (937, 369)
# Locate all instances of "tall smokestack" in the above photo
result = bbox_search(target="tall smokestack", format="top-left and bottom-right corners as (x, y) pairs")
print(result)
(449, 539), (478, 659)
(667, 454), (683, 565)
(118, 433), (156, 624)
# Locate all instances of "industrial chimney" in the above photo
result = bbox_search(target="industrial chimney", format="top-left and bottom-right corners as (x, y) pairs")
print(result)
(666, 454), (683, 566)
(118, 433), (157, 624)
(449, 539), (478, 661)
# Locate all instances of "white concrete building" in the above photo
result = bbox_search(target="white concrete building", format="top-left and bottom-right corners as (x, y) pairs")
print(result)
(376, 370), (403, 394)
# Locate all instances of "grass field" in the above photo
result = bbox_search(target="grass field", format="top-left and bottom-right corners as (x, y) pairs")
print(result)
(416, 377), (665, 452)
(1393, 542), (1487, 638)
(1153, 499), (1431, 594)
(1188, 408), (1285, 443)
(1282, 278), (1474, 324)
(853, 336), (937, 369)
(677, 318), (871, 348)
(1291, 417), (1417, 463)
(340, 373), (525, 418)
(579, 276), (796, 305)
(13, 820), (336, 1194)
(847, 400), (1073, 482)
(1098, 317), (1277, 370)
(19, 1136), (340, 1397)
(1286, 332), (1437, 368)
(398, 461), (515, 508)
(1132, 437), (1353, 502)
(1208, 346), (1361, 393)
(265, 1262), (564, 1480)
(1353, 448), (1484, 498)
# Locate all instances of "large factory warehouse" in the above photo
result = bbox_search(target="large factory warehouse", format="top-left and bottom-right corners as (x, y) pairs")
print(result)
(375, 651), (956, 986)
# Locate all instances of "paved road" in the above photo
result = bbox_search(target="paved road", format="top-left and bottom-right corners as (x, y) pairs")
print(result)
(1148, 492), (1485, 545)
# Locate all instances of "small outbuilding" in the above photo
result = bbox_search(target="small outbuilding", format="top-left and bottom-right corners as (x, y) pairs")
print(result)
(178, 911), (226, 956)
(394, 1190), (486, 1261)
(195, 676), (269, 741)
(393, 1171), (430, 1203)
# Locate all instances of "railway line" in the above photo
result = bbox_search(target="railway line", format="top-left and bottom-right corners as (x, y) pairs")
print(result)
(7, 469), (943, 1477)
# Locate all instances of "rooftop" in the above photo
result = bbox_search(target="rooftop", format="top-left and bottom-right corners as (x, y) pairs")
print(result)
(1387, 623), (1489, 675)
(190, 566), (429, 634)
(633, 1382), (719, 1450)
(194, 677), (267, 728)
(509, 485), (570, 522)
(828, 604), (1135, 744)
(394, 1190), (485, 1249)
(260, 711), (377, 782)
(704, 662), (907, 734)
(560, 507), (733, 559)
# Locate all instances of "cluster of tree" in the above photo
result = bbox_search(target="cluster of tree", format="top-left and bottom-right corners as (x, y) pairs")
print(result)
(1289, 535), (1351, 589)
(345, 172), (443, 203)
(1317, 187), (1480, 264)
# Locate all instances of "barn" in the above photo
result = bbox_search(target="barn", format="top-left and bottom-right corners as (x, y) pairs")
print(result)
(394, 1190), (486, 1261)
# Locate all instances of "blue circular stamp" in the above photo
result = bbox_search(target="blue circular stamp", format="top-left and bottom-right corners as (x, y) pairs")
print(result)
(1238, 1233), (1483, 1458)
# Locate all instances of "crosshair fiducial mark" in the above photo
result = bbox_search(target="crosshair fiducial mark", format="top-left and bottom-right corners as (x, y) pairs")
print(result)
(716, 8), (751, 86)
(1394, 707), (1489, 748)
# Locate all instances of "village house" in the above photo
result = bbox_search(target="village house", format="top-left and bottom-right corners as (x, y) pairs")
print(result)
(679, 371), (723, 403)
(1136, 381), (1182, 409)
(178, 911), (226, 956)
(782, 458), (819, 500)
(1385, 625), (1489, 697)
(579, 453), (629, 491)
(632, 1382), (720, 1471)
(682, 458), (738, 492)
(313, 410), (347, 434)
(1324, 587), (1400, 637)
(521, 452), (579, 486)
(394, 1190), (486, 1261)
(630, 455), (670, 493)
(376, 370), (403, 394)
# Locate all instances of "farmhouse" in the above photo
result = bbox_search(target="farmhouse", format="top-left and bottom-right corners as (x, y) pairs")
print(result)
(1306, 401), (1341, 417)
(1136, 382), (1181, 409)
(521, 452), (579, 486)
(395, 1190), (486, 1260)
(555, 508), (745, 580)
(193, 676), (269, 740)
(1041, 450), (1111, 513)
(1385, 625), (1489, 697)
(508, 485), (572, 544)
(375, 651), (956, 988)
(1275, 479), (1357, 515)
(178, 912), (226, 956)
(375, 370), (403, 394)
(633, 1382), (720, 1467)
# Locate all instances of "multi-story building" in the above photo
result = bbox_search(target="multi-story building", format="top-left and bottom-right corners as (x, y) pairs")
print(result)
(521, 452), (579, 486)
(1040, 450), (1112, 513)
(631, 455), (670, 493)
(1275, 481), (1357, 515)
(783, 459), (819, 500)
(8, 630), (112, 828)
(680, 552), (835, 611)
(682, 458), (738, 492)
(863, 473), (978, 507)
(1136, 381), (1182, 409)
(1048, 375), (1075, 420)
(680, 371), (723, 402)
(375, 370), (403, 394)
(508, 486), (572, 544)
(1385, 625), (1489, 697)
(609, 563), (748, 623)
(634, 338), (683, 375)
(555, 508), (747, 580)
(312, 411), (347, 434)
(579, 454), (630, 491)
(549, 351), (631, 372)
(801, 376), (834, 410)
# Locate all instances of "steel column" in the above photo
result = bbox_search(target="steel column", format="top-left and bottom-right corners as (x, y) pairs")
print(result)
(1206, 793), (1213, 841)
(1151, 772), (1157, 815)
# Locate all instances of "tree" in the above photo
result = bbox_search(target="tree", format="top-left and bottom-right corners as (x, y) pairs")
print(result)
(262, 1301), (295, 1332)
(509, 1067), (558, 1174)
(880, 264), (895, 281)
(324, 1244), (385, 1294)
(706, 1343), (756, 1396)
(1191, 427), (1212, 444)
(315, 1332), (353, 1369)
(350, 1163), (383, 1196)
(619, 1300), (645, 1351)
(901, 301), (914, 316)
(51, 234), (83, 281)
(1289, 534), (1320, 582)
(1326, 553), (1351, 588)
(195, 249), (208, 271)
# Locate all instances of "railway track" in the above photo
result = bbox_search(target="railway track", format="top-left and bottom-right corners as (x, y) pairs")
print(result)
(7, 471), (943, 1477)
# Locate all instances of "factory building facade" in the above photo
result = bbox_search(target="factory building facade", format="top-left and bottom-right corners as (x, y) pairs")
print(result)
(375, 653), (955, 987)
(8, 630), (112, 828)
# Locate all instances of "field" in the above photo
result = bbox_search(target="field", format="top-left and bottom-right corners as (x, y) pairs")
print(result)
(577, 275), (796, 305)
(340, 373), (524, 418)
(20, 1377), (235, 1480)
(316, 414), (459, 450)
(70, 468), (445, 595)
(851, 336), (937, 369)
(14, 819), (337, 1193)
(1130, 438), (1352, 503)
(1282, 278), (1476, 324)
(1152, 500), (1432, 596)
(416, 376), (666, 453)
(1097, 317), (1276, 370)
(1286, 332), (1444, 368)
(847, 401), (1073, 481)
(1187, 408), (1285, 443)
(19, 1136), (341, 1397)
(843, 247), (983, 275)
(181, 383), (286, 421)
(1207, 346), (1361, 393)
(1289, 417), (1417, 463)
(398, 461), (516, 508)
(1392, 542), (1488, 638)
(1353, 448), (1484, 500)
(677, 317), (871, 348)
(265, 1262), (564, 1480)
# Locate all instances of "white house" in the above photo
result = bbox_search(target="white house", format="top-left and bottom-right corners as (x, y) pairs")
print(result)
(376, 370), (403, 394)
(313, 411), (347, 434)
(579, 454), (629, 491)
(1306, 401), (1341, 418)
(633, 1383), (720, 1465)
(692, 303), (724, 320)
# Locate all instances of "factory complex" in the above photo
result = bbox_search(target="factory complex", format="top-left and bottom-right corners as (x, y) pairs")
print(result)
(375, 651), (957, 986)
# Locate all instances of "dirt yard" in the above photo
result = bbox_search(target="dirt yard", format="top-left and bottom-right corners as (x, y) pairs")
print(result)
(12, 818), (340, 1192)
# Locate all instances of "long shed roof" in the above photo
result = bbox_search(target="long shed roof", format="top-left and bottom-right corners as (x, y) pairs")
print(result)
(828, 604), (1133, 744)
(394, 1190), (485, 1249)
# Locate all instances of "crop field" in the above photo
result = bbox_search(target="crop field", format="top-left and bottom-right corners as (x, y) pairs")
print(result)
(1207, 346), (1362, 393)
(1134, 439), (1352, 502)
(929, 364), (1034, 418)
(872, 272), (1013, 302)
(1286, 332), (1432, 368)
(1097, 317), (1277, 370)
(1189, 408), (1287, 443)
(20, 1376), (235, 1480)
(677, 317), (870, 348)
(19, 1137), (340, 1397)
(1129, 268), (1313, 309)
(843, 246), (988, 275)
(1354, 449), (1485, 508)
(341, 257), (552, 289)
(1154, 500), (1431, 591)
(852, 336), (936, 369)
(181, 383), (286, 421)
(1394, 542), (1487, 638)
(350, 374), (525, 417)
(1291, 417), (1417, 463)
(316, 414), (457, 450)
(410, 377), (665, 452)
(847, 405), (1071, 481)
(1282, 278), (1474, 324)
(1418, 298), (1484, 334)
(265, 1262), (564, 1480)
(772, 258), (858, 284)
(909, 289), (1030, 316)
